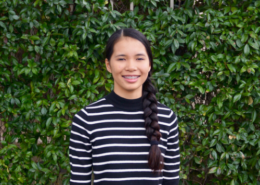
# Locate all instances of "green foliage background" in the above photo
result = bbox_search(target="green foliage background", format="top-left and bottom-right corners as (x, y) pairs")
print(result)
(0, 0), (260, 184)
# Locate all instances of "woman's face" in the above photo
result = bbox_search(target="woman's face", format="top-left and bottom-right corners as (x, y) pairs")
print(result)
(105, 36), (151, 99)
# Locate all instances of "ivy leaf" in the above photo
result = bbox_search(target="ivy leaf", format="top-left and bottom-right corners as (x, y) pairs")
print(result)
(210, 55), (218, 62)
(41, 107), (47, 115)
(31, 162), (38, 170)
(13, 15), (19, 20)
(208, 167), (217, 174)
(224, 7), (230, 14)
(46, 117), (52, 128)
(167, 63), (176, 73)
(241, 34), (248, 43)
(0, 21), (7, 30)
(233, 94), (241, 103)
(30, 35), (40, 41)
(248, 39), (259, 50)
(210, 139), (217, 147)
(240, 66), (247, 74)
(174, 39), (179, 49)
(255, 1), (260, 7)
(244, 44), (250, 55)
(251, 110), (257, 122)
(227, 64), (236, 73)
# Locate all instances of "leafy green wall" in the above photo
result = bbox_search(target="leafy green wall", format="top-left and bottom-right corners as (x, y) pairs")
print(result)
(0, 0), (260, 184)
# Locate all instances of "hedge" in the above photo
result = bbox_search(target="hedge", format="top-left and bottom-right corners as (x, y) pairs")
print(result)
(0, 0), (260, 184)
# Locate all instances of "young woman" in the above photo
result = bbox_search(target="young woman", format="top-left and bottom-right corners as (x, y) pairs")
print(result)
(69, 28), (180, 185)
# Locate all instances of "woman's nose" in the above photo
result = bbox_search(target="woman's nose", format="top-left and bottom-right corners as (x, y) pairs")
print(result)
(126, 59), (137, 71)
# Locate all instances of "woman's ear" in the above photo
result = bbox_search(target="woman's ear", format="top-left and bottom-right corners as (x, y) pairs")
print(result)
(105, 58), (111, 73)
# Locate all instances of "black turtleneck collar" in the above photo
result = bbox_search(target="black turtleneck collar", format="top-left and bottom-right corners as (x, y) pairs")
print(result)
(104, 90), (143, 111)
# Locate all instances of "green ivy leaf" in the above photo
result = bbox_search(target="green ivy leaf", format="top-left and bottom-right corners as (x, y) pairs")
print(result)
(208, 167), (217, 174)
(210, 139), (217, 147)
(233, 94), (241, 103)
(30, 35), (40, 41)
(251, 110), (256, 122)
(244, 44), (250, 55)
(46, 117), (52, 128)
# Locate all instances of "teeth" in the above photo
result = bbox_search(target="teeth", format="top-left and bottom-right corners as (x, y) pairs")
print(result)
(124, 76), (139, 79)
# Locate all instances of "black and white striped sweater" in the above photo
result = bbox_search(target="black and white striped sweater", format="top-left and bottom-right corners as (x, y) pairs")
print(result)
(69, 90), (180, 185)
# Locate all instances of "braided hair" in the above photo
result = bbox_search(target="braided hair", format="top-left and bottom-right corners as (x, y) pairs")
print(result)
(104, 28), (164, 173)
(142, 72), (163, 173)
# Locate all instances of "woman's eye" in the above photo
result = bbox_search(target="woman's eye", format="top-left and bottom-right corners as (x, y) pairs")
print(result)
(118, 58), (125, 61)
(137, 58), (144, 60)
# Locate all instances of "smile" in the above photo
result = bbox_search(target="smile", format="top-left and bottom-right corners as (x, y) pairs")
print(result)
(122, 76), (140, 79)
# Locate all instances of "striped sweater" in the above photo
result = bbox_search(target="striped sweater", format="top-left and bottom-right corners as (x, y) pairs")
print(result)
(69, 90), (180, 185)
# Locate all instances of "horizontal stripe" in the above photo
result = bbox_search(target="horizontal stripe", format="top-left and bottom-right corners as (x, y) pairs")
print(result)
(91, 135), (167, 143)
(168, 132), (178, 140)
(69, 154), (91, 160)
(76, 114), (145, 125)
(71, 170), (92, 176)
(71, 130), (89, 139)
(93, 160), (147, 166)
(93, 152), (149, 158)
(158, 144), (167, 150)
(82, 109), (144, 116)
(74, 124), (168, 135)
(167, 140), (179, 145)
(93, 168), (177, 174)
(69, 146), (92, 153)
(163, 169), (179, 173)
(70, 162), (92, 168)
(87, 127), (146, 135)
(163, 175), (179, 180)
(70, 138), (91, 146)
(70, 179), (91, 183)
(169, 124), (178, 133)
(159, 116), (177, 126)
(85, 104), (114, 109)
(166, 147), (180, 152)
(159, 129), (169, 134)
(158, 110), (173, 118)
(157, 107), (171, 111)
(88, 98), (105, 106)
(90, 135), (146, 142)
(162, 154), (180, 159)
(164, 161), (180, 165)
(94, 168), (155, 174)
(93, 143), (150, 149)
(94, 177), (163, 183)
(82, 109), (174, 119)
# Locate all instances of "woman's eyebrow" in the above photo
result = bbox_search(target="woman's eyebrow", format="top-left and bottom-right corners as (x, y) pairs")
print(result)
(136, 53), (146, 56)
(115, 54), (126, 57)
(115, 53), (146, 57)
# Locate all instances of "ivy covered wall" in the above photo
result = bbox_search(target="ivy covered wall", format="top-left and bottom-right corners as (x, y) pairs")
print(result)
(0, 0), (260, 184)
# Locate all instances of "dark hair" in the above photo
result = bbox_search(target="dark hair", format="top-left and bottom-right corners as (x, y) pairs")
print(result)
(104, 28), (164, 173)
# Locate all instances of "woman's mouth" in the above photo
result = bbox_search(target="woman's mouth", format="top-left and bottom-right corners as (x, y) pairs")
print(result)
(122, 75), (140, 83)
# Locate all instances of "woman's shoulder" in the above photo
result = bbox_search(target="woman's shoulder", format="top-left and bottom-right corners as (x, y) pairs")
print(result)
(157, 101), (178, 123)
(74, 96), (110, 116)
(82, 92), (115, 110)
(157, 101), (175, 114)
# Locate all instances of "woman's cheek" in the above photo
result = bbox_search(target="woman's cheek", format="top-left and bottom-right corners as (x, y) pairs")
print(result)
(113, 62), (125, 72)
(140, 64), (150, 74)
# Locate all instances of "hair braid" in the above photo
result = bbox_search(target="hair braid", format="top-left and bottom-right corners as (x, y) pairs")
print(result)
(142, 72), (164, 173)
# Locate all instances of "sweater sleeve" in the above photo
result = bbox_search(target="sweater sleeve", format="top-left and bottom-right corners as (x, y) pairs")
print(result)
(162, 111), (180, 185)
(69, 110), (93, 185)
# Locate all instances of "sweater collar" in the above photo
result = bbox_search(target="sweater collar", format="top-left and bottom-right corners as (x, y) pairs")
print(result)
(105, 90), (143, 111)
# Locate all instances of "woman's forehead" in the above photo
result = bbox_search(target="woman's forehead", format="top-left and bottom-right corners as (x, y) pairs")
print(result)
(113, 37), (147, 56)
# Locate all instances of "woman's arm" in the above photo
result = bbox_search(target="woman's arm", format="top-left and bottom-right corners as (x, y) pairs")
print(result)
(69, 110), (93, 185)
(162, 111), (180, 185)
